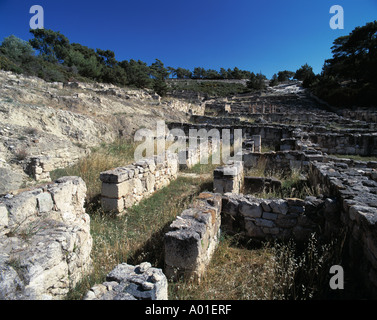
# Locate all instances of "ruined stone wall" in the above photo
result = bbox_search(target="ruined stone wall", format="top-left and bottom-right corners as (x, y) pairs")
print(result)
(0, 176), (92, 300)
(308, 161), (377, 295)
(213, 161), (244, 194)
(309, 132), (377, 156)
(167, 122), (291, 147)
(178, 138), (219, 170)
(341, 110), (377, 124)
(164, 192), (222, 281)
(221, 193), (328, 241)
(100, 152), (178, 214)
(242, 150), (317, 173)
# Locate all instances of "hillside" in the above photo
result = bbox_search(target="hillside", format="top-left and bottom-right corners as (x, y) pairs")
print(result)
(0, 70), (203, 194)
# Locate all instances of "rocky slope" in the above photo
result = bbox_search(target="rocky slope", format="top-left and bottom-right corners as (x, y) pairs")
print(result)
(0, 70), (203, 194)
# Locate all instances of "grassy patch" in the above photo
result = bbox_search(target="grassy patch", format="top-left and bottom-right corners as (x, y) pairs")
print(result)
(50, 138), (138, 201)
(66, 175), (213, 300)
(169, 233), (343, 300)
(170, 80), (249, 97)
(245, 160), (321, 199)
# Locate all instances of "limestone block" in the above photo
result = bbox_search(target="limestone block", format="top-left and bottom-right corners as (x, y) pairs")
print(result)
(0, 205), (9, 234)
(164, 193), (221, 281)
(261, 200), (272, 212)
(101, 180), (132, 199)
(262, 211), (278, 220)
(84, 262), (167, 300)
(48, 177), (87, 223)
(145, 173), (156, 193)
(245, 219), (264, 238)
(269, 199), (289, 214)
(275, 217), (297, 228)
(255, 218), (275, 228)
(4, 188), (41, 228)
(36, 192), (54, 214)
(100, 168), (129, 184)
(222, 196), (239, 216)
(239, 201), (262, 218)
(133, 178), (143, 194)
(101, 197), (124, 213)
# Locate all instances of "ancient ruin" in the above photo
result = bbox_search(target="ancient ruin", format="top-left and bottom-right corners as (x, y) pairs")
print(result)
(1, 70), (377, 299)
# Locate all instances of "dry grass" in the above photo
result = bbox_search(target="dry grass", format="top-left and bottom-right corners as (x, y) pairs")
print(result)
(66, 174), (213, 300)
(169, 236), (274, 300)
(58, 139), (337, 300)
(50, 138), (138, 201)
(169, 233), (343, 300)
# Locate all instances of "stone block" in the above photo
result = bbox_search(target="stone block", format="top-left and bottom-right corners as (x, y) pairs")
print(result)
(275, 216), (297, 228)
(0, 205), (9, 233)
(222, 196), (239, 216)
(245, 219), (264, 238)
(270, 199), (289, 214)
(36, 192), (54, 214)
(262, 211), (278, 220)
(239, 201), (262, 218)
(100, 168), (129, 184)
(0, 177), (92, 300)
(84, 262), (168, 300)
(101, 180), (132, 199)
(255, 218), (275, 228)
(101, 197), (124, 213)
(164, 192), (221, 281)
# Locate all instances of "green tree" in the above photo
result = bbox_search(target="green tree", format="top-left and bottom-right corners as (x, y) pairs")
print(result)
(192, 67), (206, 79)
(294, 64), (315, 81)
(231, 67), (244, 79)
(29, 29), (70, 63)
(0, 35), (35, 64)
(247, 72), (266, 90)
(312, 21), (377, 107)
(277, 70), (295, 82)
(65, 43), (102, 79)
(174, 67), (192, 79)
(120, 59), (152, 88)
(205, 69), (220, 79)
(219, 68), (228, 79)
(150, 59), (169, 96)
(324, 20), (377, 83)
(269, 73), (279, 86)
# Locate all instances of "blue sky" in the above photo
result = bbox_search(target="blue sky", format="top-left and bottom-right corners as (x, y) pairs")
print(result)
(0, 0), (376, 78)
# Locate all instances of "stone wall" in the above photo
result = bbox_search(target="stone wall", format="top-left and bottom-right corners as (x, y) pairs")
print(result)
(243, 176), (282, 194)
(178, 138), (219, 170)
(308, 160), (377, 295)
(164, 192), (222, 281)
(213, 161), (244, 194)
(0, 176), (92, 300)
(167, 122), (291, 147)
(242, 150), (317, 173)
(309, 132), (377, 156)
(100, 152), (178, 214)
(221, 193), (328, 241)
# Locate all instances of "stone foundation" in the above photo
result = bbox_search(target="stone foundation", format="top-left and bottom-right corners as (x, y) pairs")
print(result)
(213, 161), (244, 194)
(164, 192), (222, 281)
(221, 193), (327, 241)
(178, 138), (219, 170)
(308, 160), (377, 295)
(100, 152), (178, 214)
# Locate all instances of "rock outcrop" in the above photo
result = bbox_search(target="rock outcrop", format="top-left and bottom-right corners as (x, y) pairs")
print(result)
(84, 262), (168, 300)
(0, 176), (92, 300)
